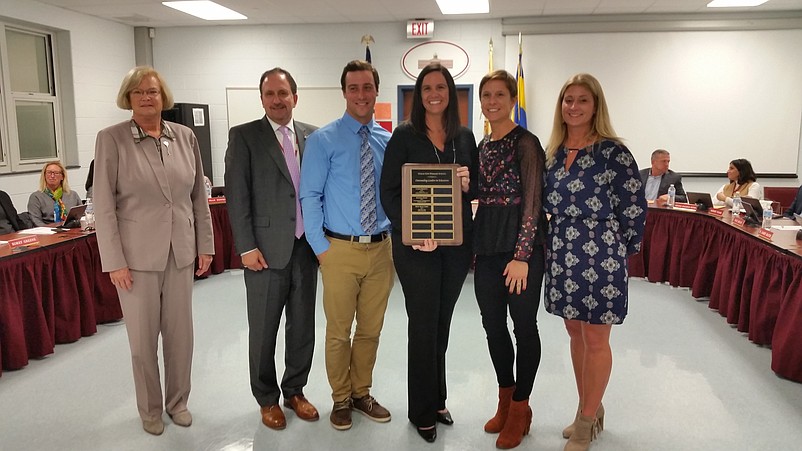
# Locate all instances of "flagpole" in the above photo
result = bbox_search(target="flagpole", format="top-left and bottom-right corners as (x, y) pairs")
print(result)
(484, 38), (493, 137)
(513, 32), (527, 129)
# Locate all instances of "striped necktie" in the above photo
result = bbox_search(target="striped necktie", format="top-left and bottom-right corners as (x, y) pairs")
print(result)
(358, 125), (377, 235)
(279, 125), (304, 238)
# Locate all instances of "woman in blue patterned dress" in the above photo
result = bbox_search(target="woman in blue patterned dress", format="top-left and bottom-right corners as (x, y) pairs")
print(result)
(474, 70), (547, 449)
(543, 73), (646, 451)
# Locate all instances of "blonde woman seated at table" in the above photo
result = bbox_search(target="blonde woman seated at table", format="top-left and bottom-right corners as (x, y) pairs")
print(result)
(27, 161), (82, 226)
(714, 158), (762, 207)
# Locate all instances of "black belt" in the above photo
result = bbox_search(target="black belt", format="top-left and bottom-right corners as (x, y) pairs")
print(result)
(324, 228), (388, 244)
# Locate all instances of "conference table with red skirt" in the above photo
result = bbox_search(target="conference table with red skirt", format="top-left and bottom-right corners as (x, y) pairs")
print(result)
(629, 206), (802, 383)
(0, 200), (241, 377)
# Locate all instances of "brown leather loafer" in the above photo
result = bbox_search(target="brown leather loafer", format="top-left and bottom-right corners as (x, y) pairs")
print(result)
(283, 394), (320, 421)
(260, 404), (286, 430)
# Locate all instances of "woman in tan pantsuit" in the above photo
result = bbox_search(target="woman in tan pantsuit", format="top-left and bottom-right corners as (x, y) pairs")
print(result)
(93, 66), (214, 436)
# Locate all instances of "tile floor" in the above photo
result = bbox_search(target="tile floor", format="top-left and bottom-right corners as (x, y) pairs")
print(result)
(1, 271), (800, 450)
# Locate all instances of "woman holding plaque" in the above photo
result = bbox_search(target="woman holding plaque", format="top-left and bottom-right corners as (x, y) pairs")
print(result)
(543, 73), (646, 451)
(473, 69), (546, 450)
(380, 63), (477, 443)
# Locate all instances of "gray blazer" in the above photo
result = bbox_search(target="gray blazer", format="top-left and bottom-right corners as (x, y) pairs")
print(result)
(92, 120), (214, 273)
(639, 168), (687, 203)
(225, 117), (317, 270)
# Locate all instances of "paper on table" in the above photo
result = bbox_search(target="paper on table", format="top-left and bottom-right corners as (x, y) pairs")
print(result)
(19, 227), (59, 235)
(772, 225), (802, 231)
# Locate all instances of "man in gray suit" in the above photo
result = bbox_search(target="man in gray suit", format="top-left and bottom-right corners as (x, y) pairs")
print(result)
(225, 68), (320, 430)
(640, 149), (686, 206)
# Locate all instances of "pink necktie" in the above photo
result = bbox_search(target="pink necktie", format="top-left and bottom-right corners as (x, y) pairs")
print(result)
(279, 126), (304, 238)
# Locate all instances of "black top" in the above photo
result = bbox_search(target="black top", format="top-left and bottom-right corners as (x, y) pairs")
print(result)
(474, 126), (547, 260)
(380, 121), (478, 235)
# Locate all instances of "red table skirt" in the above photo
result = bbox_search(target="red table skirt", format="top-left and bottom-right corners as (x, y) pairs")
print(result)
(0, 234), (122, 375)
(206, 202), (242, 275)
(1, 203), (243, 376)
(629, 209), (802, 383)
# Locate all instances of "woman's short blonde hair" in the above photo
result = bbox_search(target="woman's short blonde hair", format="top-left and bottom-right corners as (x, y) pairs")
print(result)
(545, 73), (620, 163)
(116, 66), (175, 111)
(39, 160), (72, 192)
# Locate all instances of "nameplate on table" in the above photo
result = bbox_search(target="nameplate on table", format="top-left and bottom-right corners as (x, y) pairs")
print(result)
(401, 164), (462, 246)
(758, 228), (774, 241)
(8, 235), (40, 250)
(673, 202), (696, 211)
(732, 215), (746, 227)
(707, 207), (724, 217)
(208, 197), (226, 204)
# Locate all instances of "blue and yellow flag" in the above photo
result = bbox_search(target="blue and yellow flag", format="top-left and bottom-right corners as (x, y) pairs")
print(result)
(513, 33), (527, 129)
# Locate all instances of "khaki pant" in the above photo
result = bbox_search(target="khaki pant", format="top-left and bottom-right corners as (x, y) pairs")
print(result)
(320, 237), (394, 402)
(117, 247), (194, 421)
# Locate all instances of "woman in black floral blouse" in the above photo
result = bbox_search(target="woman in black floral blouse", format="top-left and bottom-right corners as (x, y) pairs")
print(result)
(473, 70), (547, 450)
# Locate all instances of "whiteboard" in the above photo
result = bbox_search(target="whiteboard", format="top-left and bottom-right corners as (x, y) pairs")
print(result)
(517, 29), (802, 176)
(226, 87), (345, 130)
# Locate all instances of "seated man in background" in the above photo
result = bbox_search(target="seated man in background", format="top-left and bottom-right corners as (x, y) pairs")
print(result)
(0, 189), (25, 234)
(640, 149), (686, 206)
(783, 185), (802, 218)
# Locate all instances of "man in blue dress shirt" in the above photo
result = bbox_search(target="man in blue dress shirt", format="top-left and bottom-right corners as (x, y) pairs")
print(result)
(300, 60), (394, 432)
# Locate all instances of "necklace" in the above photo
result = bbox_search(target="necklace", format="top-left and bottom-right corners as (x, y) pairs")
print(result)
(433, 140), (457, 164)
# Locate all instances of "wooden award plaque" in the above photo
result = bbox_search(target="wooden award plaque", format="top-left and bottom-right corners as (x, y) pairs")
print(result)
(401, 163), (463, 246)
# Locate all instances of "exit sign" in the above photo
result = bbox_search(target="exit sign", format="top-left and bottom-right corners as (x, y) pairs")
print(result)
(407, 20), (434, 39)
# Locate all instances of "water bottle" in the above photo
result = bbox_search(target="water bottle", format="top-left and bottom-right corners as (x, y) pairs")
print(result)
(84, 197), (95, 230)
(667, 184), (676, 208)
(204, 176), (212, 199)
(762, 204), (773, 229)
(731, 192), (742, 215)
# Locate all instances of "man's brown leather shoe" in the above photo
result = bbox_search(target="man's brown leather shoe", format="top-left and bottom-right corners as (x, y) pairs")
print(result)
(260, 404), (286, 430)
(283, 394), (320, 421)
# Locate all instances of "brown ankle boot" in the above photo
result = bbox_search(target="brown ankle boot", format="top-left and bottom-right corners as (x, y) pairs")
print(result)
(562, 403), (604, 439)
(495, 399), (532, 449)
(484, 385), (515, 433)
(564, 414), (597, 451)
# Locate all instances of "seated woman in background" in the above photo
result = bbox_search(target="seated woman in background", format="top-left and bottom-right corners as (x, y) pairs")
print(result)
(27, 160), (81, 226)
(714, 158), (762, 207)
(0, 189), (25, 234)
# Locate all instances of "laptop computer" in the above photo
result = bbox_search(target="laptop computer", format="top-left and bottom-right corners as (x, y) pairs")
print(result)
(60, 204), (87, 228)
(741, 196), (783, 219)
(741, 201), (762, 226)
(686, 192), (714, 210)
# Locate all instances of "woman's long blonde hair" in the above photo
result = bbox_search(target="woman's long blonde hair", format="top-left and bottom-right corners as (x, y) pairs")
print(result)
(545, 73), (621, 165)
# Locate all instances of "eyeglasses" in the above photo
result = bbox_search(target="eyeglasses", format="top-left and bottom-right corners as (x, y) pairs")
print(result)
(131, 89), (161, 98)
(45, 170), (63, 176)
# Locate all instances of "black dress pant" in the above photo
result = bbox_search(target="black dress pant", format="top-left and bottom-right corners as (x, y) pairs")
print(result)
(474, 247), (544, 401)
(245, 237), (318, 407)
(392, 232), (472, 427)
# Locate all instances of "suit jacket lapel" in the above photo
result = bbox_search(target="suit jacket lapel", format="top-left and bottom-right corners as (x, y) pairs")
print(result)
(295, 121), (308, 158)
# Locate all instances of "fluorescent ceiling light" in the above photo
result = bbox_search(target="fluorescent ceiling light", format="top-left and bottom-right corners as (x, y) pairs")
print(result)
(436, 0), (489, 15)
(162, 1), (247, 20)
(707, 0), (769, 7)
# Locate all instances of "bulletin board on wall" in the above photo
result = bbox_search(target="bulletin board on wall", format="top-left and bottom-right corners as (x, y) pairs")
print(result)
(226, 87), (346, 129)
